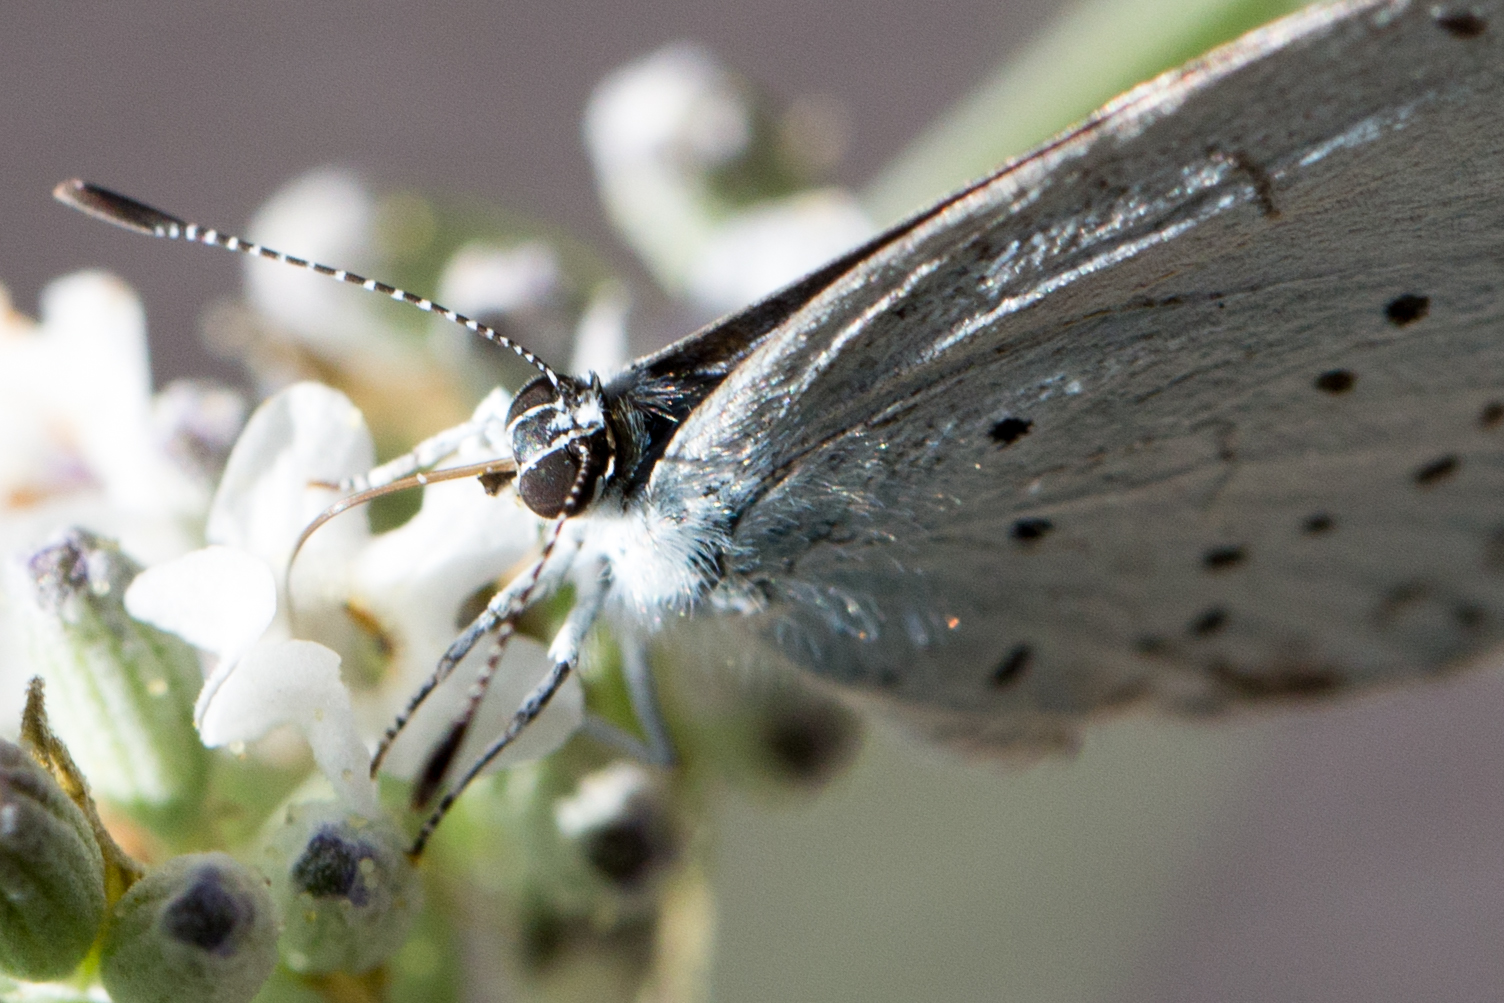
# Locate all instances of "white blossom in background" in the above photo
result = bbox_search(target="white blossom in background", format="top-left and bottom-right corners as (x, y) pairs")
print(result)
(569, 282), (633, 379)
(438, 242), (566, 322)
(243, 168), (390, 359)
(0, 273), (233, 732)
(434, 241), (576, 370)
(0, 273), (209, 562)
(239, 167), (629, 406)
(432, 236), (631, 396)
(125, 381), (584, 805)
(584, 42), (876, 315)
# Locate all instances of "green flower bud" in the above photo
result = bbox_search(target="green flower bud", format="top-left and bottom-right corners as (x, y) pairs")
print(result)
(0, 739), (105, 979)
(554, 763), (678, 892)
(19, 529), (207, 830)
(100, 852), (277, 1003)
(261, 801), (421, 974)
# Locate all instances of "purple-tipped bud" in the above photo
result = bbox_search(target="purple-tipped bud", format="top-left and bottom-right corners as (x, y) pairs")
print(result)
(18, 529), (207, 824)
(100, 853), (277, 1003)
(261, 800), (421, 974)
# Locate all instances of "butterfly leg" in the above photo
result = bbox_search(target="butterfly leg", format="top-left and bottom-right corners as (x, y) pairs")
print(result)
(410, 568), (606, 855)
(369, 514), (572, 776)
(337, 386), (514, 491)
(579, 635), (676, 766)
(409, 624), (519, 808)
(337, 418), (487, 492)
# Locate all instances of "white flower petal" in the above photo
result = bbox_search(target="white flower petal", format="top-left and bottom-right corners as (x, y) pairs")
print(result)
(208, 382), (374, 579)
(198, 638), (377, 813)
(438, 242), (564, 319)
(0, 275), (208, 568)
(0, 273), (199, 522)
(124, 545), (277, 663)
(554, 762), (653, 837)
(477, 653), (584, 769)
(39, 273), (153, 498)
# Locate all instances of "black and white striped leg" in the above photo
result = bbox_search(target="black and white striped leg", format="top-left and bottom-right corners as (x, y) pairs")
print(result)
(369, 514), (571, 776)
(410, 571), (606, 856)
(339, 418), (487, 492)
(410, 623), (517, 808)
(579, 636), (676, 767)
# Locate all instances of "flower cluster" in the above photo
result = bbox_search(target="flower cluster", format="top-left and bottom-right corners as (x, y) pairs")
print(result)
(0, 41), (869, 1003)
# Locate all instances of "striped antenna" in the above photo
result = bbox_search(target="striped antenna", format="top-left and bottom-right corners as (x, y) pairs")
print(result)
(53, 179), (559, 384)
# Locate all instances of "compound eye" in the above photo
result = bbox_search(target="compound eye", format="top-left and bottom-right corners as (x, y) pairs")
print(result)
(509, 409), (555, 463)
(517, 447), (580, 518)
(506, 376), (558, 427)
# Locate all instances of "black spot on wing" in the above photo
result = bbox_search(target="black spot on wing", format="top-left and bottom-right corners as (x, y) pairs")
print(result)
(1414, 454), (1460, 486)
(1010, 518), (1053, 542)
(1224, 149), (1278, 217)
(1385, 293), (1430, 326)
(1434, 8), (1488, 37)
(1203, 545), (1247, 571)
(1454, 604), (1486, 632)
(1302, 512), (1335, 535)
(1480, 401), (1504, 428)
(989, 417), (1033, 447)
(991, 644), (1032, 688)
(1314, 369), (1355, 394)
(1189, 607), (1229, 637)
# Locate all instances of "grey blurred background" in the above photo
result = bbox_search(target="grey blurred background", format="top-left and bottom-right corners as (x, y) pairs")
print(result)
(2, 0), (1057, 382)
(7, 2), (1504, 1001)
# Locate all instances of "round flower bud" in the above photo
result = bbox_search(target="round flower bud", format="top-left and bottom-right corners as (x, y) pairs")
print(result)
(554, 763), (678, 892)
(100, 852), (277, 1003)
(0, 739), (105, 980)
(261, 801), (421, 974)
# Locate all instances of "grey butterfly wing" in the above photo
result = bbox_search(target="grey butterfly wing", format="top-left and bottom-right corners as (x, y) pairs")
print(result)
(648, 0), (1504, 749)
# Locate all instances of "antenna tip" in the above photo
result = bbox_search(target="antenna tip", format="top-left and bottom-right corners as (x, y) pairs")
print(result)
(53, 179), (187, 237)
(51, 178), (86, 202)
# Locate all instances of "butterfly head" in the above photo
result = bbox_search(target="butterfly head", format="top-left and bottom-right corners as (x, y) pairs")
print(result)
(505, 373), (614, 518)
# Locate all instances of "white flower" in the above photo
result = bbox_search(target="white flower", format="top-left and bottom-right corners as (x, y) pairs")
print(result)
(0, 272), (208, 562)
(584, 43), (876, 314)
(242, 168), (390, 358)
(433, 241), (580, 378)
(126, 381), (585, 809)
(0, 273), (231, 732)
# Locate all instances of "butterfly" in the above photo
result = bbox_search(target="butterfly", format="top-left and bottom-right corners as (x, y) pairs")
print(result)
(57, 0), (1504, 849)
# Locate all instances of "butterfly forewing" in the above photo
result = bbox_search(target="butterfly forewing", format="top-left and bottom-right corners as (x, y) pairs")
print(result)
(639, 0), (1504, 749)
